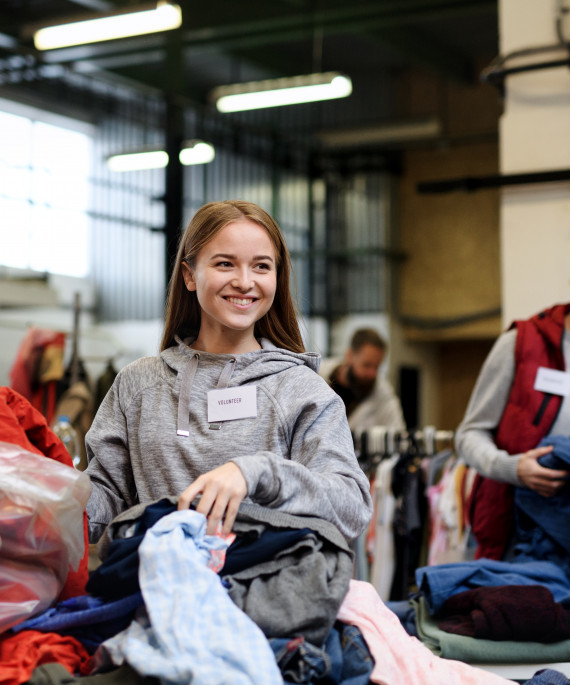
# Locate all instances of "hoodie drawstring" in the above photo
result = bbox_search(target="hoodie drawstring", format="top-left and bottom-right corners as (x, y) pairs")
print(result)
(177, 354), (237, 436)
(177, 354), (199, 437)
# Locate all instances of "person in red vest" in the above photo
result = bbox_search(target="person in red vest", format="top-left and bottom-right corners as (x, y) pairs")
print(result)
(455, 303), (570, 560)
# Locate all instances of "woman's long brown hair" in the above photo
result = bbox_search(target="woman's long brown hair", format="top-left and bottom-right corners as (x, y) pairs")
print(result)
(161, 200), (305, 353)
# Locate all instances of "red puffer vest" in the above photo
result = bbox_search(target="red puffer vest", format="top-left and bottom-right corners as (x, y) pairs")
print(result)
(467, 303), (570, 560)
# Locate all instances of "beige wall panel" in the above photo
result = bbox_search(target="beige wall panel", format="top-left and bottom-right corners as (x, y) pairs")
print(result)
(396, 66), (502, 140)
(437, 339), (495, 432)
(398, 142), (502, 341)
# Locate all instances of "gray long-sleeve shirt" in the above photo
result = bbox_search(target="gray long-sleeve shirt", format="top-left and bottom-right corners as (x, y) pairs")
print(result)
(455, 328), (570, 485)
(84, 337), (373, 543)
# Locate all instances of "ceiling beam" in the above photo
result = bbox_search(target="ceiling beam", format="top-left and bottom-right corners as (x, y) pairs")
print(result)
(0, 0), (495, 97)
(15, 0), (495, 69)
(369, 26), (474, 83)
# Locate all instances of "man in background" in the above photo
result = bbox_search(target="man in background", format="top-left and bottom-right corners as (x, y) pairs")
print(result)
(319, 327), (406, 435)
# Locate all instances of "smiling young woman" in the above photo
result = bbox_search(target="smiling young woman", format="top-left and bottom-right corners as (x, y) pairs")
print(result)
(84, 200), (373, 543)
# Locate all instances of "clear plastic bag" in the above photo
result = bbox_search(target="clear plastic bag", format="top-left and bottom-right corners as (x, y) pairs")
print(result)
(0, 440), (92, 633)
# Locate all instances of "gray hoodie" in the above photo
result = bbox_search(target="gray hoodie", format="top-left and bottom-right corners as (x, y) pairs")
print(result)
(85, 337), (373, 543)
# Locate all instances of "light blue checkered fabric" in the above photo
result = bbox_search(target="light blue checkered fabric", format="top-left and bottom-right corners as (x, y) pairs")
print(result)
(98, 509), (283, 684)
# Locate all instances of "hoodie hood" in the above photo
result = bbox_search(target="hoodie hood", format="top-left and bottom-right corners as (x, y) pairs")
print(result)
(162, 337), (322, 437)
(161, 336), (321, 381)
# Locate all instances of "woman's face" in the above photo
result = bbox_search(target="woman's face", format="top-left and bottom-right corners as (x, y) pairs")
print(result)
(182, 219), (277, 343)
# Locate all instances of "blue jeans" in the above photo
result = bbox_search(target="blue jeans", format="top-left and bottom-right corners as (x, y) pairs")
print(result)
(270, 621), (373, 685)
(385, 599), (418, 637)
(522, 668), (570, 685)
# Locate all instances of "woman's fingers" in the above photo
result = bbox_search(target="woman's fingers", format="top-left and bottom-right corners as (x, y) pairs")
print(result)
(176, 462), (247, 535)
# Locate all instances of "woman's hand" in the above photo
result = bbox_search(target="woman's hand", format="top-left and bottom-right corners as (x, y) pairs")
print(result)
(517, 445), (568, 497)
(177, 462), (247, 535)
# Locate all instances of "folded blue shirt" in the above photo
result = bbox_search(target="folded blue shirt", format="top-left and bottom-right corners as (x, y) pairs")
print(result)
(416, 558), (570, 615)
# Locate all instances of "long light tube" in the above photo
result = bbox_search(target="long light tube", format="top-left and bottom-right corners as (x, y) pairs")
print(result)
(33, 2), (182, 51)
(107, 150), (168, 172)
(317, 117), (443, 148)
(107, 141), (215, 172)
(179, 141), (216, 165)
(211, 72), (352, 113)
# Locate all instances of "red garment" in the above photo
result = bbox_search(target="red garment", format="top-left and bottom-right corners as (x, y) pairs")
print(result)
(467, 303), (570, 560)
(0, 630), (92, 685)
(9, 328), (66, 425)
(0, 387), (89, 601)
(438, 585), (570, 643)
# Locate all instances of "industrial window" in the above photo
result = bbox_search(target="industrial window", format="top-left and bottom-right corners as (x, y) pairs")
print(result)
(0, 102), (92, 278)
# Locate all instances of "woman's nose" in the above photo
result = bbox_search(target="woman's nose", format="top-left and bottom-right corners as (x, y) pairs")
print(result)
(231, 268), (253, 290)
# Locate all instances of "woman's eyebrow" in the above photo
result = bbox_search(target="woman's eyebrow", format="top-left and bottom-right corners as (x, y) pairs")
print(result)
(210, 252), (274, 262)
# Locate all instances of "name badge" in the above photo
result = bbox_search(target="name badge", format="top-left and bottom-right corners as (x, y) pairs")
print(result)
(534, 367), (570, 397)
(207, 385), (257, 423)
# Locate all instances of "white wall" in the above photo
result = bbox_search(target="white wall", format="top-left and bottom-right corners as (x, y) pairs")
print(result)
(500, 0), (570, 324)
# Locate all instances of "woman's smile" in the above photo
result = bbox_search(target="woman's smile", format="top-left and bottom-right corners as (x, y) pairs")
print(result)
(224, 295), (258, 307)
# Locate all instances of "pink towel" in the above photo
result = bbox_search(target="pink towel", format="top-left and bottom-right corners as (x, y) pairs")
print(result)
(337, 580), (513, 685)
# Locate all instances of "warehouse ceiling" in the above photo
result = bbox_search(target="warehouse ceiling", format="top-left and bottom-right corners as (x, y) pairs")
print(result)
(0, 0), (498, 144)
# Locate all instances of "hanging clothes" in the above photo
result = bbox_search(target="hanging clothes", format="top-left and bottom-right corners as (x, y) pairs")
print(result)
(426, 453), (471, 566)
(9, 327), (66, 425)
(53, 380), (95, 471)
(389, 445), (428, 601)
(95, 360), (118, 413)
(56, 358), (91, 405)
(369, 453), (399, 600)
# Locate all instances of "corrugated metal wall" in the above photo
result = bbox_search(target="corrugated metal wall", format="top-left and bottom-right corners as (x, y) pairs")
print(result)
(310, 172), (389, 318)
(88, 85), (390, 327)
(90, 94), (166, 322)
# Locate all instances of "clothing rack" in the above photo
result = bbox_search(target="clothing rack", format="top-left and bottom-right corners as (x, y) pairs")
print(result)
(69, 292), (81, 387)
(356, 426), (454, 473)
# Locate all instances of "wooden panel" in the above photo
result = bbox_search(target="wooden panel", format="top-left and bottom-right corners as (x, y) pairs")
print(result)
(397, 141), (502, 341)
(437, 339), (496, 431)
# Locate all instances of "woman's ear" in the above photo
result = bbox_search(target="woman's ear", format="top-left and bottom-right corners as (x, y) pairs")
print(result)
(181, 262), (196, 292)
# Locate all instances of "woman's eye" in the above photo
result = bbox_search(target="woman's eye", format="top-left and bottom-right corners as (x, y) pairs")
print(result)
(256, 262), (271, 270)
(215, 261), (232, 268)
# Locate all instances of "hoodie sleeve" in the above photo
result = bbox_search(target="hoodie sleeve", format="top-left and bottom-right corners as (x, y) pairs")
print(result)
(230, 369), (373, 541)
(84, 371), (138, 542)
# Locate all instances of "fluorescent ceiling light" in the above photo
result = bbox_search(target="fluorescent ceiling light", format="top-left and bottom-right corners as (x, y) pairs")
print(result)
(317, 116), (442, 148)
(33, 2), (182, 51)
(179, 141), (216, 165)
(107, 141), (215, 172)
(211, 72), (352, 113)
(108, 150), (169, 172)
